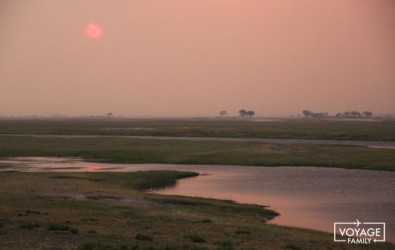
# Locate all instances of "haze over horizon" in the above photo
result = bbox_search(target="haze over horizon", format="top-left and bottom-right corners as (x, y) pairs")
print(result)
(1, 0), (394, 117)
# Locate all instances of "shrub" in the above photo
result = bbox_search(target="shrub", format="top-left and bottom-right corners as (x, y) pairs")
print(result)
(201, 218), (212, 223)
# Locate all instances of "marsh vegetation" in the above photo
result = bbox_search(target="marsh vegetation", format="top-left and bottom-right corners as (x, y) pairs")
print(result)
(1, 135), (394, 171)
(0, 118), (394, 249)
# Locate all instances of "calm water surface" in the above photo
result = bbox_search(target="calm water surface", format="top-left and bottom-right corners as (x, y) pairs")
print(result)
(1, 157), (394, 241)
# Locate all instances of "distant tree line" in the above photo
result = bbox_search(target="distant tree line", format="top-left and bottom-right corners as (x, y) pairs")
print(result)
(302, 110), (374, 118)
(302, 110), (328, 118)
(336, 111), (373, 118)
(217, 109), (256, 119)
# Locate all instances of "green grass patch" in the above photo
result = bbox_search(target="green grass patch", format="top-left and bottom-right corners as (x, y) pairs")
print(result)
(235, 229), (251, 235)
(20, 221), (40, 229)
(183, 234), (206, 243)
(89, 171), (198, 190)
(78, 241), (132, 250)
(0, 135), (394, 170)
(47, 223), (78, 234)
(24, 209), (42, 215)
(215, 239), (234, 249)
(147, 195), (279, 220)
(135, 233), (153, 241)
(82, 217), (98, 222)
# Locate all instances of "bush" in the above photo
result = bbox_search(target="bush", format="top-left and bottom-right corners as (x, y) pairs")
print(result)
(201, 218), (212, 223)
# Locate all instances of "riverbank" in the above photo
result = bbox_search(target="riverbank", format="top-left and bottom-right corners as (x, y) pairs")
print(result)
(1, 136), (394, 171)
(0, 171), (391, 249)
(2, 157), (393, 241)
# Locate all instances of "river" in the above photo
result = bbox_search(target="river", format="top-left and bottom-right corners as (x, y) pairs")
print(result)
(0, 157), (394, 241)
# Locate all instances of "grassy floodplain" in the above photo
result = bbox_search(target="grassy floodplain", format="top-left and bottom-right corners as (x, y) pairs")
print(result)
(0, 136), (394, 171)
(0, 118), (395, 141)
(0, 118), (394, 249)
(0, 171), (392, 250)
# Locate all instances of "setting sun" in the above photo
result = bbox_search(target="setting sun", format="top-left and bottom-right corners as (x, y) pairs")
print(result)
(86, 22), (102, 39)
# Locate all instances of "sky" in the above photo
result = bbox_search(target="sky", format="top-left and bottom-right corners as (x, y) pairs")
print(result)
(0, 0), (394, 117)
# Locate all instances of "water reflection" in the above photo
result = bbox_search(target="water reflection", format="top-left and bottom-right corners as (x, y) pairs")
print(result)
(0, 157), (394, 241)
(87, 163), (102, 172)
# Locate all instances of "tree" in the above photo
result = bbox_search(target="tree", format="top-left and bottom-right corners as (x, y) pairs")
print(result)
(343, 111), (351, 118)
(363, 111), (373, 118)
(336, 113), (342, 118)
(351, 111), (362, 118)
(302, 110), (313, 117)
(311, 112), (328, 118)
(219, 110), (227, 117)
(247, 110), (255, 119)
(107, 112), (113, 117)
(342, 111), (362, 118)
(239, 109), (247, 119)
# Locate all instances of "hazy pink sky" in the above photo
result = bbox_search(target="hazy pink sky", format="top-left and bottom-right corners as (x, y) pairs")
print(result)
(0, 0), (394, 116)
